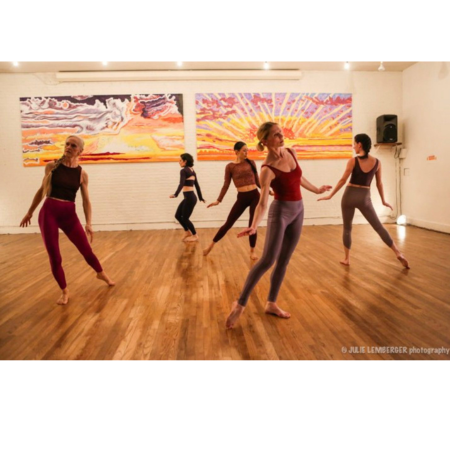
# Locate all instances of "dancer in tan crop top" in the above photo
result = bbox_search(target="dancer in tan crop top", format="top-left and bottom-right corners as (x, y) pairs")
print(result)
(318, 133), (409, 269)
(203, 142), (261, 259)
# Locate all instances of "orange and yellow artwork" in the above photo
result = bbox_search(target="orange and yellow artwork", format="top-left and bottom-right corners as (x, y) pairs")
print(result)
(196, 93), (352, 160)
(20, 94), (185, 166)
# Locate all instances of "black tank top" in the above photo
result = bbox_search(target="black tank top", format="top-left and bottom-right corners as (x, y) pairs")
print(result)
(50, 163), (82, 202)
(349, 157), (379, 186)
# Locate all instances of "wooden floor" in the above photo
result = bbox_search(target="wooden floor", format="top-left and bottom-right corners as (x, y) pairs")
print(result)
(1, 224), (449, 360)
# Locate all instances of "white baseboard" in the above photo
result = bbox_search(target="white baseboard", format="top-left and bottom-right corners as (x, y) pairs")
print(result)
(0, 216), (395, 234)
(406, 217), (450, 234)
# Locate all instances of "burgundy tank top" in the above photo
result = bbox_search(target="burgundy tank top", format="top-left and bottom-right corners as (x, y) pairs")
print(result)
(50, 163), (82, 202)
(262, 149), (302, 201)
(349, 157), (379, 186)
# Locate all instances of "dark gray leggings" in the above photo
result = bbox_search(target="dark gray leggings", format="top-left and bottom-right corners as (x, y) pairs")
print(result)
(238, 199), (304, 307)
(341, 186), (393, 249)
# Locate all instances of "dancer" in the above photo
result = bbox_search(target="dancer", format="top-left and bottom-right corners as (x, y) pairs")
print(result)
(318, 133), (409, 268)
(170, 153), (205, 242)
(226, 122), (332, 329)
(19, 135), (115, 306)
(203, 141), (261, 260)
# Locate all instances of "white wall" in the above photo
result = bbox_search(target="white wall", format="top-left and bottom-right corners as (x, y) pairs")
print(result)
(402, 62), (450, 233)
(0, 70), (402, 234)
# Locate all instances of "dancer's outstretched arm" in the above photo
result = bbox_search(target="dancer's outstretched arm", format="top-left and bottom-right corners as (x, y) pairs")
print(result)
(20, 162), (55, 227)
(301, 176), (332, 195)
(374, 161), (392, 210)
(80, 170), (94, 243)
(317, 158), (354, 201)
(237, 167), (274, 237)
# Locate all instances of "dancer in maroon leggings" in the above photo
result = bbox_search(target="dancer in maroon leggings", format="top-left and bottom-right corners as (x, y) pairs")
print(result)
(20, 135), (115, 305)
(203, 141), (261, 260)
(318, 133), (409, 268)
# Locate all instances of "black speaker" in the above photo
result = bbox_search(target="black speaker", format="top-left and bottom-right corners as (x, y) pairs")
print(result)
(376, 115), (398, 143)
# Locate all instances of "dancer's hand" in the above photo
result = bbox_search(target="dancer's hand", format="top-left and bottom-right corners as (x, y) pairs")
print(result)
(85, 224), (94, 243)
(169, 195), (175, 198)
(237, 227), (257, 238)
(269, 189), (274, 196)
(200, 199), (206, 203)
(20, 213), (32, 227)
(317, 195), (332, 201)
(207, 201), (220, 208)
(317, 185), (332, 194)
(383, 201), (393, 210)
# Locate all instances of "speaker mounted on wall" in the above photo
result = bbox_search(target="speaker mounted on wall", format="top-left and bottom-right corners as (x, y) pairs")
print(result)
(376, 115), (398, 143)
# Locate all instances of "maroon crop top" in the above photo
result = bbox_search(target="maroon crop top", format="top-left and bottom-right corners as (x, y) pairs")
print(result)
(50, 163), (82, 202)
(217, 159), (261, 202)
(349, 157), (379, 186)
(261, 149), (302, 201)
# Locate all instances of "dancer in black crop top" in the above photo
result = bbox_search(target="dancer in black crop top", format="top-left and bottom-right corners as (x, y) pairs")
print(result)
(318, 133), (409, 269)
(20, 135), (115, 306)
(170, 153), (205, 242)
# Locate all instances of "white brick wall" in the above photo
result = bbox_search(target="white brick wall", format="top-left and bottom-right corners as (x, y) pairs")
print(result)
(0, 71), (403, 234)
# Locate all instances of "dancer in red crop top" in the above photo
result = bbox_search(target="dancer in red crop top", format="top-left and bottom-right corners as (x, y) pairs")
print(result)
(203, 141), (261, 260)
(226, 122), (332, 329)
(20, 135), (115, 305)
(318, 133), (409, 269)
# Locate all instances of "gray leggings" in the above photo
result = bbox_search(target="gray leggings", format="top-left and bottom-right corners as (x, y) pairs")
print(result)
(238, 199), (304, 307)
(341, 186), (393, 249)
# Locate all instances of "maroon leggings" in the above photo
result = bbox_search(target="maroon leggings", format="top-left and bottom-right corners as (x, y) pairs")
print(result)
(38, 198), (103, 289)
(213, 189), (260, 248)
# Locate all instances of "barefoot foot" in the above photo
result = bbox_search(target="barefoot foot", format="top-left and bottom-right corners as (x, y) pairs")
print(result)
(397, 255), (410, 269)
(265, 302), (291, 319)
(340, 259), (350, 266)
(250, 249), (258, 260)
(182, 231), (193, 241)
(56, 289), (69, 305)
(203, 243), (214, 256)
(226, 301), (245, 329)
(184, 235), (199, 242)
(96, 271), (116, 286)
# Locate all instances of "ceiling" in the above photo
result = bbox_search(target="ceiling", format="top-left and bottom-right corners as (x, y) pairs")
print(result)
(0, 61), (416, 74)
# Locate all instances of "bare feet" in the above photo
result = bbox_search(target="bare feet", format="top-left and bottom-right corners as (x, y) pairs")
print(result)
(226, 301), (245, 329)
(96, 271), (116, 286)
(265, 302), (291, 319)
(203, 242), (214, 256)
(184, 235), (199, 243)
(397, 254), (410, 269)
(182, 231), (193, 241)
(250, 248), (258, 260)
(340, 259), (350, 266)
(56, 289), (69, 305)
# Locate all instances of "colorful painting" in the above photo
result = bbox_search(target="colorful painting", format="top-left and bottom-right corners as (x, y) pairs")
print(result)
(20, 94), (185, 166)
(196, 93), (352, 160)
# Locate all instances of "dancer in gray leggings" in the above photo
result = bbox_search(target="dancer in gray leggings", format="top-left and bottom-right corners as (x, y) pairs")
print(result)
(226, 122), (332, 329)
(318, 133), (409, 269)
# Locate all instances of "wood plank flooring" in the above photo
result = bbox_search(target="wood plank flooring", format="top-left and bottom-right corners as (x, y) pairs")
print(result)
(0, 224), (449, 360)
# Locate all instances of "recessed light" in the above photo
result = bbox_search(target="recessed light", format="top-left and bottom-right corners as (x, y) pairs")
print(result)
(263, 61), (269, 70)
(344, 61), (350, 70)
(177, 61), (183, 67)
(12, 62), (19, 67)
(102, 62), (108, 66)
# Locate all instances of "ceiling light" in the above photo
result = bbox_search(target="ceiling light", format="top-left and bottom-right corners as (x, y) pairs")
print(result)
(12, 62), (19, 67)
(102, 61), (108, 66)
(177, 61), (183, 67)
(378, 61), (385, 71)
(344, 61), (350, 70)
(263, 61), (269, 70)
